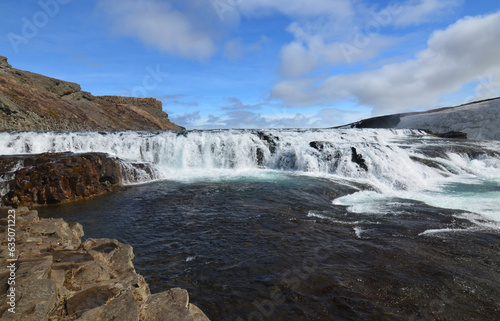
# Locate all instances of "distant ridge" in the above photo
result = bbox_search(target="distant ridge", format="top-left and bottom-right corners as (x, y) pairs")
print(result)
(0, 56), (183, 131)
(337, 97), (500, 140)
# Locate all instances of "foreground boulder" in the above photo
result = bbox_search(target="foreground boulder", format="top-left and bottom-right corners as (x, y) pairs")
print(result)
(0, 207), (210, 321)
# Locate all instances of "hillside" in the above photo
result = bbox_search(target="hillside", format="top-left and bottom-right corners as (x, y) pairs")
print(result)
(0, 56), (183, 131)
(339, 97), (500, 140)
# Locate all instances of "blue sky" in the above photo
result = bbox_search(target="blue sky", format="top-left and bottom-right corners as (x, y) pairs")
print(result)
(1, 0), (500, 129)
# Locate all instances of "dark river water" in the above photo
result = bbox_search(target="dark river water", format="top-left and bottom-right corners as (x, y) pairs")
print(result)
(38, 173), (500, 320)
(3, 128), (498, 319)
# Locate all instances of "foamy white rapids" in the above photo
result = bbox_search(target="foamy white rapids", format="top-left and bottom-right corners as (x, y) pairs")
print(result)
(333, 149), (500, 225)
(1, 129), (499, 222)
(0, 129), (434, 187)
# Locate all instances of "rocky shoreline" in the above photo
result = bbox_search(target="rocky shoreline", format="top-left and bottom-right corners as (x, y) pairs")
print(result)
(0, 207), (210, 320)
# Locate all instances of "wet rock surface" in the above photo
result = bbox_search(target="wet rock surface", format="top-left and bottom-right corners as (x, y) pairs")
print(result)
(0, 207), (210, 321)
(0, 153), (123, 208)
(0, 152), (160, 208)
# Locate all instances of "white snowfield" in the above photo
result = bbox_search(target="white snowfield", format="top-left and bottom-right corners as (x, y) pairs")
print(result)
(395, 98), (500, 140)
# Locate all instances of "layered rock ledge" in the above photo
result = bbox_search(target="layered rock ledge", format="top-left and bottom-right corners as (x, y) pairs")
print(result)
(0, 207), (210, 320)
(0, 152), (156, 208)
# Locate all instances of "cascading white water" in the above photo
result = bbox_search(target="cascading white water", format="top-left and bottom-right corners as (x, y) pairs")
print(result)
(1, 129), (500, 222)
(1, 129), (499, 189)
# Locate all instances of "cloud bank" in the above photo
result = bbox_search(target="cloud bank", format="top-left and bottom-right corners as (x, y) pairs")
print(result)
(97, 0), (499, 127)
(98, 0), (216, 61)
(272, 11), (500, 114)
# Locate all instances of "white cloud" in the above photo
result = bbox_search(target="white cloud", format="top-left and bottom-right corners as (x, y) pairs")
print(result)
(280, 30), (400, 76)
(280, 41), (319, 77)
(221, 97), (264, 110)
(236, 0), (354, 19)
(174, 110), (311, 129)
(276, 1), (406, 76)
(97, 0), (460, 66)
(308, 108), (371, 128)
(272, 11), (500, 114)
(223, 38), (243, 60)
(236, 0), (460, 26)
(393, 0), (463, 27)
(276, 0), (464, 76)
(98, 0), (216, 61)
(169, 111), (202, 126)
(223, 36), (270, 61)
(172, 106), (369, 129)
(468, 75), (500, 102)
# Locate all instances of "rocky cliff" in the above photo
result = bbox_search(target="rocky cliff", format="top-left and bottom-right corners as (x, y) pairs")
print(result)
(340, 97), (500, 140)
(0, 56), (183, 131)
(0, 207), (210, 320)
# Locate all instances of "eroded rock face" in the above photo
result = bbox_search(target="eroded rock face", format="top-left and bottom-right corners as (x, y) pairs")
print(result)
(0, 153), (122, 208)
(1, 152), (162, 208)
(0, 56), (183, 131)
(0, 207), (210, 321)
(0, 57), (11, 69)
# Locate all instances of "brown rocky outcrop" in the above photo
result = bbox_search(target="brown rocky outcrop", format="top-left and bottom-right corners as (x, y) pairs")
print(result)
(0, 153), (155, 208)
(0, 56), (183, 131)
(0, 207), (210, 320)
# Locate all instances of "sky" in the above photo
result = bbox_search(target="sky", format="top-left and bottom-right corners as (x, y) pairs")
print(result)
(1, 0), (500, 129)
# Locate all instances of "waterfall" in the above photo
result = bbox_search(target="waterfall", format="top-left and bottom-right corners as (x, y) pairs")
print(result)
(1, 129), (500, 193)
